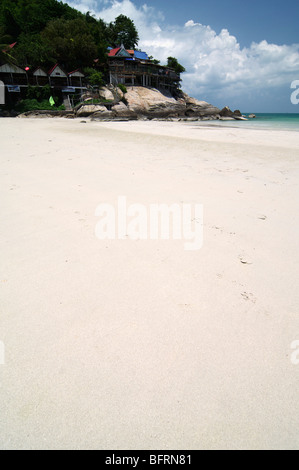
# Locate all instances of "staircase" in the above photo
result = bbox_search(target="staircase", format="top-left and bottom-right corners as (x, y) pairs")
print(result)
(63, 94), (72, 111)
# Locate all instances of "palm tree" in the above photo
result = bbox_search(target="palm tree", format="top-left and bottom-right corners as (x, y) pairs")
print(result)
(0, 26), (15, 64)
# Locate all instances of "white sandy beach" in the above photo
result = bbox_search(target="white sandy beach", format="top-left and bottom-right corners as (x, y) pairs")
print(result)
(0, 117), (299, 450)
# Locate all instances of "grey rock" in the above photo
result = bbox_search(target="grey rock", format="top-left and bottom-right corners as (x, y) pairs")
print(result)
(220, 106), (234, 117)
(111, 101), (137, 119)
(76, 104), (113, 118)
(233, 109), (242, 117)
(233, 115), (248, 121)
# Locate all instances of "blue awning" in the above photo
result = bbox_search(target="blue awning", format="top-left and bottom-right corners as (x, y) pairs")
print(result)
(7, 85), (20, 92)
(62, 87), (76, 93)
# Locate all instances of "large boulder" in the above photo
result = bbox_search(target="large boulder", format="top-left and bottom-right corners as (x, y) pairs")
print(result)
(220, 106), (247, 120)
(99, 87), (115, 101)
(233, 109), (242, 117)
(125, 86), (186, 117)
(181, 92), (220, 118)
(76, 104), (113, 118)
(91, 109), (115, 120)
(147, 101), (186, 118)
(219, 106), (234, 117)
(111, 101), (137, 119)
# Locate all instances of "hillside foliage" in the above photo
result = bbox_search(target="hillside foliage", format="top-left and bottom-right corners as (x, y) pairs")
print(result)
(0, 0), (185, 75)
(0, 0), (138, 70)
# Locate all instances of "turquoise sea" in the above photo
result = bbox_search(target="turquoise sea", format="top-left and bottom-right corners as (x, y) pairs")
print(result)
(194, 113), (299, 131)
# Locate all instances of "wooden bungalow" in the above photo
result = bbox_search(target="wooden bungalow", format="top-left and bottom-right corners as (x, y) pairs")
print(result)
(32, 67), (49, 86)
(107, 46), (181, 90)
(68, 69), (85, 89)
(48, 64), (68, 88)
(0, 63), (28, 87)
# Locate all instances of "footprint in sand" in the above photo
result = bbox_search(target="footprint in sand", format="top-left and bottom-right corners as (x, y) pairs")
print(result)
(239, 255), (253, 265)
(241, 292), (256, 303)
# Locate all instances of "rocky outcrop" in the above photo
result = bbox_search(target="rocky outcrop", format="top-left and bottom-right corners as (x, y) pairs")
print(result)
(220, 106), (234, 118)
(73, 86), (241, 121)
(124, 86), (186, 118)
(233, 109), (242, 117)
(17, 110), (74, 118)
(180, 92), (221, 118)
(125, 87), (221, 119)
(111, 101), (137, 119)
(76, 104), (113, 118)
(220, 106), (248, 121)
(98, 86), (115, 101)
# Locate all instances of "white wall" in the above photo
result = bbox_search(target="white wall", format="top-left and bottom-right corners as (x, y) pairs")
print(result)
(0, 81), (5, 105)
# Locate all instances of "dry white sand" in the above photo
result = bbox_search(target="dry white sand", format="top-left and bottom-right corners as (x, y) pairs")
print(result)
(0, 117), (299, 450)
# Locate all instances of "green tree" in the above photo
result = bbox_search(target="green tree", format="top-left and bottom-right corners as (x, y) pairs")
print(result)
(89, 71), (104, 88)
(0, 0), (80, 37)
(167, 57), (186, 75)
(108, 14), (139, 49)
(84, 13), (109, 65)
(148, 55), (160, 64)
(84, 68), (105, 88)
(14, 33), (51, 66)
(0, 24), (15, 64)
(0, 2), (22, 39)
(42, 18), (98, 70)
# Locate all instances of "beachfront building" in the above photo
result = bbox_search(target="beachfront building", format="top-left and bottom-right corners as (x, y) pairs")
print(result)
(0, 63), (28, 96)
(0, 62), (87, 106)
(107, 46), (181, 91)
(0, 63), (86, 90)
(32, 67), (49, 86)
(48, 64), (68, 88)
(68, 69), (85, 89)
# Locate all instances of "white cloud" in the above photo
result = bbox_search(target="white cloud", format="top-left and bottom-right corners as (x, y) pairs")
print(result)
(66, 0), (299, 109)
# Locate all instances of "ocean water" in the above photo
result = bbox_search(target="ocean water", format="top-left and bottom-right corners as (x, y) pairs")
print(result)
(192, 113), (299, 131)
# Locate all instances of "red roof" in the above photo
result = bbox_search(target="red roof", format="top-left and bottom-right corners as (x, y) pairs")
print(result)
(48, 63), (59, 75)
(2, 42), (17, 53)
(68, 68), (80, 75)
(48, 63), (68, 77)
(108, 47), (120, 57)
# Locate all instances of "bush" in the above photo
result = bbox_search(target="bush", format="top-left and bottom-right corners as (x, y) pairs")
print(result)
(87, 71), (105, 88)
(118, 83), (127, 94)
(26, 85), (52, 101)
(15, 99), (65, 113)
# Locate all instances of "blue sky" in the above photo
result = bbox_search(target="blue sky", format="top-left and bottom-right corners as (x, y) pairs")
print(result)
(132, 0), (299, 48)
(66, 0), (299, 112)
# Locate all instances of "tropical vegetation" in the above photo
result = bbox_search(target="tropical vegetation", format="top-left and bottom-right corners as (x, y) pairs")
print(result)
(0, 0), (185, 75)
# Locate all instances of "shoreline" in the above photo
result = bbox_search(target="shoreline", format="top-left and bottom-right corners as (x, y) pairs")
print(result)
(2, 109), (297, 133)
